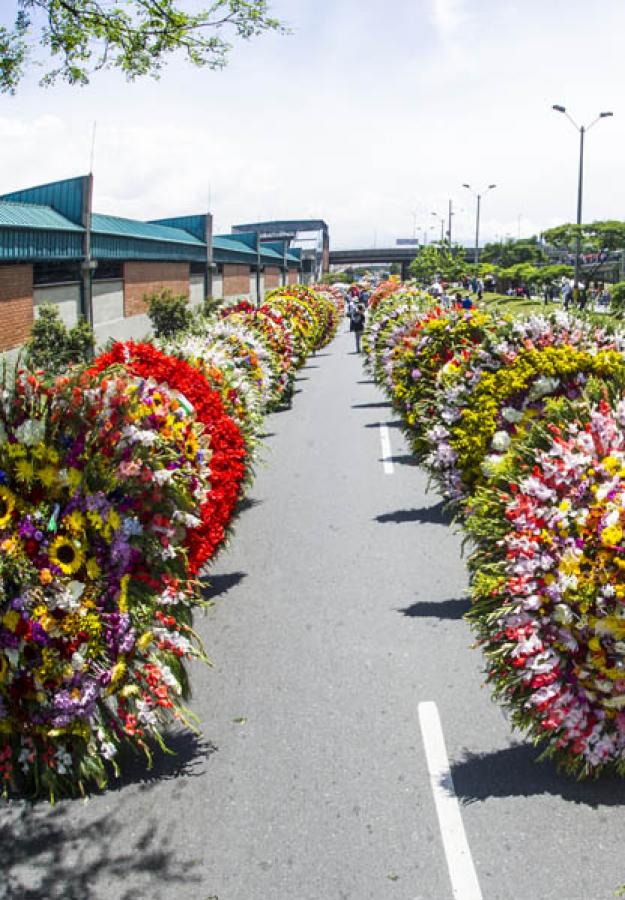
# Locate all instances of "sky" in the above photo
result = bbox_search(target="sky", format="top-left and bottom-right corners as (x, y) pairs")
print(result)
(1, 0), (625, 249)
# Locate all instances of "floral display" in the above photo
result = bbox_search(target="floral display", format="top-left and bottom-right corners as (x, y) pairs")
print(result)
(424, 313), (625, 504)
(0, 366), (212, 796)
(467, 387), (625, 776)
(365, 284), (625, 777)
(220, 300), (296, 409)
(91, 342), (247, 575)
(0, 284), (341, 797)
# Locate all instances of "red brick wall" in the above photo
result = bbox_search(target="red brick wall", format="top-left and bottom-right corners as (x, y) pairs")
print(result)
(0, 265), (33, 352)
(223, 264), (251, 297)
(123, 262), (189, 317)
(265, 267), (281, 290)
(287, 269), (299, 285)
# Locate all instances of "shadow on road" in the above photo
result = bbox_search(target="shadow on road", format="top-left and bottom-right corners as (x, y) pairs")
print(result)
(375, 501), (453, 525)
(451, 743), (625, 808)
(399, 597), (469, 620)
(259, 432), (275, 439)
(295, 376), (309, 382)
(235, 496), (263, 514)
(351, 401), (391, 409)
(356, 379), (375, 385)
(302, 364), (320, 369)
(4, 735), (212, 898)
(364, 419), (403, 429)
(202, 571), (247, 601)
(379, 454), (417, 467)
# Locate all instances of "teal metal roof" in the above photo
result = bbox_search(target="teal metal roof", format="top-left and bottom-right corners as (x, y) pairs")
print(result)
(92, 213), (205, 247)
(213, 235), (258, 264)
(0, 200), (84, 233)
(260, 245), (284, 263)
(0, 176), (87, 226)
(286, 252), (302, 266)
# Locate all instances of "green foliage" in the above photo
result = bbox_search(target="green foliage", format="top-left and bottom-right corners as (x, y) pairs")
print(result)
(1, 0), (288, 93)
(542, 220), (625, 252)
(25, 303), (94, 374)
(147, 289), (193, 338)
(481, 236), (547, 267)
(408, 243), (464, 283)
(610, 282), (625, 312)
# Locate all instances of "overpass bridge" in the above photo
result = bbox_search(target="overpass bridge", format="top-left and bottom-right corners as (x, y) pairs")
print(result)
(329, 245), (477, 278)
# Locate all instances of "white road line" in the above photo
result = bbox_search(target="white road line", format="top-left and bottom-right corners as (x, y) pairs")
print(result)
(418, 701), (483, 900)
(379, 424), (394, 474)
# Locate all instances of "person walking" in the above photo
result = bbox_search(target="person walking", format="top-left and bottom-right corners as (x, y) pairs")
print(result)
(350, 302), (366, 353)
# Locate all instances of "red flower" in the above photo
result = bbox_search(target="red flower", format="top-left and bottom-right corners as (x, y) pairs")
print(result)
(90, 342), (247, 573)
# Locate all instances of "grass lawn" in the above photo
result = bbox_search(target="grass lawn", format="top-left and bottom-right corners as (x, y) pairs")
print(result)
(480, 292), (544, 315)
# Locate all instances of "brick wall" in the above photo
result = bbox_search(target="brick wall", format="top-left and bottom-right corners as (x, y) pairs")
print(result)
(0, 265), (33, 352)
(264, 266), (281, 290)
(223, 264), (251, 298)
(123, 262), (189, 317)
(287, 269), (299, 285)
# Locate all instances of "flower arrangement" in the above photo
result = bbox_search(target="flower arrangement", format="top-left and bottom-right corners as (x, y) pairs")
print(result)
(91, 342), (247, 575)
(0, 366), (212, 797)
(425, 313), (625, 504)
(467, 384), (625, 776)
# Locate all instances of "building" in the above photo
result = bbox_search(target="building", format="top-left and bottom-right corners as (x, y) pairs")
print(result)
(0, 175), (303, 358)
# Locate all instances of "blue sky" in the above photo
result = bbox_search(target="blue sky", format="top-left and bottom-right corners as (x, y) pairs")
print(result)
(1, 0), (624, 248)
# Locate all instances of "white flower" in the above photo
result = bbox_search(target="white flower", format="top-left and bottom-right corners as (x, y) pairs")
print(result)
(491, 430), (511, 452)
(502, 407), (523, 424)
(14, 419), (46, 446)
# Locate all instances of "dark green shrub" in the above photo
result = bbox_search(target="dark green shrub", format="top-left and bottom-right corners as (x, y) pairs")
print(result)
(25, 304), (95, 374)
(147, 290), (193, 338)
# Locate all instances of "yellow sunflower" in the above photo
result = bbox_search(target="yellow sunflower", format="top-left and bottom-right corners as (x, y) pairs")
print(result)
(48, 535), (85, 575)
(0, 486), (16, 528)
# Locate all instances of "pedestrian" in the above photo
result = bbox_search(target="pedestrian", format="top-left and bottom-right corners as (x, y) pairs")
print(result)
(461, 295), (473, 310)
(350, 302), (366, 353)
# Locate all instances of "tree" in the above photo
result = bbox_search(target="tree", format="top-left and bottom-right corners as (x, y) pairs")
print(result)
(1, 0), (287, 93)
(542, 220), (625, 252)
(481, 236), (547, 267)
(408, 243), (464, 283)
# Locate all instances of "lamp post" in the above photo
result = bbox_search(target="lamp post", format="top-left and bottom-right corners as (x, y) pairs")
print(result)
(462, 183), (497, 267)
(552, 104), (613, 290)
(431, 211), (445, 243)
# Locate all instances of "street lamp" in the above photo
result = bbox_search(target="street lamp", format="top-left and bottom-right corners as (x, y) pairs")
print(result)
(552, 104), (614, 290)
(431, 211), (445, 243)
(462, 183), (497, 266)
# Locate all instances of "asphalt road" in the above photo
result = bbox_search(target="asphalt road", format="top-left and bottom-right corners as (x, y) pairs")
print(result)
(4, 325), (625, 900)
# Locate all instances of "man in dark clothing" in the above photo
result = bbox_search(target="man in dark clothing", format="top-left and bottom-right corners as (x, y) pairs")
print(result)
(350, 302), (366, 353)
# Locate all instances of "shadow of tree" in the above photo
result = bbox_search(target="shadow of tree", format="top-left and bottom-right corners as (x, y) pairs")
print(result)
(201, 571), (247, 601)
(399, 597), (469, 620)
(356, 379), (375, 385)
(375, 501), (453, 525)
(450, 743), (625, 808)
(4, 734), (213, 898)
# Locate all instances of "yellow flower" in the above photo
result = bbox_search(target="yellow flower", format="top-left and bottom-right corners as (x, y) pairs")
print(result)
(48, 535), (85, 575)
(0, 486), (16, 528)
(137, 631), (153, 652)
(37, 465), (59, 489)
(2, 610), (20, 632)
(67, 468), (83, 490)
(601, 524), (623, 547)
(86, 557), (101, 580)
(118, 574), (130, 613)
(109, 660), (127, 689)
(14, 458), (35, 485)
(64, 509), (86, 535)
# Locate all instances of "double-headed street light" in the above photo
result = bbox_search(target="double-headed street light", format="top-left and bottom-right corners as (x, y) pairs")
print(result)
(552, 104), (613, 290)
(462, 183), (497, 266)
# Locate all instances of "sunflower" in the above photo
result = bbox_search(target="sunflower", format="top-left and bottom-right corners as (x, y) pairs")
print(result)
(48, 535), (85, 575)
(183, 434), (199, 462)
(0, 486), (16, 528)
